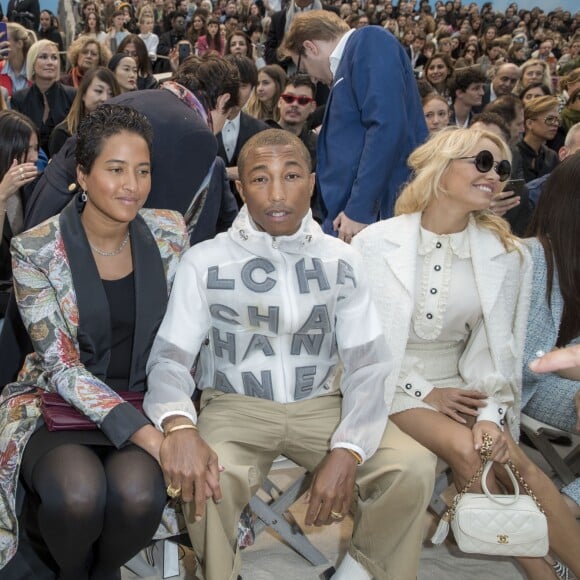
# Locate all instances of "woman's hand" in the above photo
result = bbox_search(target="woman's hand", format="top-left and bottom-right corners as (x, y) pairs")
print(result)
(424, 387), (487, 424)
(130, 424), (165, 463)
(489, 189), (520, 217)
(0, 159), (38, 203)
(472, 420), (509, 463)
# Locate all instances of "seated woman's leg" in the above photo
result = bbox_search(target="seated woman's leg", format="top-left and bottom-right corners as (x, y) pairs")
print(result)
(500, 431), (580, 579)
(391, 408), (491, 491)
(24, 443), (107, 580)
(90, 445), (166, 579)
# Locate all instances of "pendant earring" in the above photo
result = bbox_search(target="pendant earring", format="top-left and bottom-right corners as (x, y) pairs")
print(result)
(81, 190), (88, 203)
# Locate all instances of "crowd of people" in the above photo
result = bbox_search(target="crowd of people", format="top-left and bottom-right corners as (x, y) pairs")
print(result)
(0, 0), (579, 579)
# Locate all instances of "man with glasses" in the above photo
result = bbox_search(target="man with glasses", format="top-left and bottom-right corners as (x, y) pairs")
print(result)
(280, 11), (427, 242)
(276, 75), (322, 218)
(514, 95), (560, 183)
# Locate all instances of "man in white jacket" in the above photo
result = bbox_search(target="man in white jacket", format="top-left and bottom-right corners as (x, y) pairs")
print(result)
(144, 129), (437, 580)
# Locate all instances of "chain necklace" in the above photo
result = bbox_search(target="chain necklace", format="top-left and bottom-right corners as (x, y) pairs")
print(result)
(89, 232), (130, 257)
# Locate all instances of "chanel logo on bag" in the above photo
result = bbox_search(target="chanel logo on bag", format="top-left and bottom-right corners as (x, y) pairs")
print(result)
(497, 535), (509, 544)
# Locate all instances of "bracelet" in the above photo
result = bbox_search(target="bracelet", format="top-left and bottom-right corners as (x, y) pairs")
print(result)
(345, 448), (363, 465)
(164, 424), (198, 436)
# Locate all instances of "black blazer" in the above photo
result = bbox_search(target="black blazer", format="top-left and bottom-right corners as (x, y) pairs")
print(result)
(11, 82), (76, 152)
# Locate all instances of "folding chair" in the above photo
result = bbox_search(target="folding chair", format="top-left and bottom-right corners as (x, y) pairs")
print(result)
(520, 413), (580, 485)
(249, 458), (328, 567)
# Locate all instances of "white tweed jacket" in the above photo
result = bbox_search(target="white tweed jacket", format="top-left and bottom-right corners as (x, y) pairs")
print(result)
(353, 212), (532, 438)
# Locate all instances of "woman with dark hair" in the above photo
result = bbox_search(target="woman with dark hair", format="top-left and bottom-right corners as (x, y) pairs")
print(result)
(196, 17), (224, 56)
(519, 82), (552, 103)
(0, 104), (189, 578)
(108, 53), (138, 93)
(37, 10), (64, 59)
(354, 127), (580, 580)
(49, 66), (120, 156)
(523, 152), (580, 526)
(424, 52), (454, 103)
(187, 12), (206, 48)
(117, 34), (158, 90)
(11, 40), (76, 154)
(76, 10), (107, 44)
(0, 110), (39, 330)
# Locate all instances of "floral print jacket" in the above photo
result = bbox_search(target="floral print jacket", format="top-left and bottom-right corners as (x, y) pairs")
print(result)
(0, 200), (189, 568)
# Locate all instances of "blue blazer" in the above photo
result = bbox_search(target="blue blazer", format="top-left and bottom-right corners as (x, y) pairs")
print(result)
(317, 27), (428, 232)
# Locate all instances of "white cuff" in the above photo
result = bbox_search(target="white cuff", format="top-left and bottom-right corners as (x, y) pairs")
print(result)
(157, 411), (197, 431)
(398, 371), (434, 401)
(331, 443), (367, 465)
(477, 398), (508, 429)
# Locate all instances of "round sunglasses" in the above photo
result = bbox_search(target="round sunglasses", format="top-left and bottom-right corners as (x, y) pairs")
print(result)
(456, 150), (511, 182)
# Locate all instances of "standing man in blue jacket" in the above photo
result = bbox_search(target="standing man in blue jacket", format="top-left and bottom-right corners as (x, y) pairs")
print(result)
(280, 11), (428, 242)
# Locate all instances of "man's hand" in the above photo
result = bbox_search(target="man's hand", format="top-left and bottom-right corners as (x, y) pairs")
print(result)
(472, 420), (509, 463)
(304, 448), (357, 526)
(160, 418), (222, 521)
(489, 190), (520, 217)
(424, 388), (487, 424)
(332, 212), (367, 244)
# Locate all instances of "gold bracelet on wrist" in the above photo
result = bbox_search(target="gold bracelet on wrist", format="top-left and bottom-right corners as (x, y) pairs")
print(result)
(164, 424), (198, 436)
(345, 448), (363, 465)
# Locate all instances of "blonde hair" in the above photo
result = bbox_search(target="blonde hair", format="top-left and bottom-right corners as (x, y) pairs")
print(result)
(7, 23), (37, 60)
(279, 11), (349, 58)
(523, 94), (559, 120)
(515, 58), (551, 93)
(67, 36), (112, 69)
(395, 127), (518, 252)
(26, 39), (59, 80)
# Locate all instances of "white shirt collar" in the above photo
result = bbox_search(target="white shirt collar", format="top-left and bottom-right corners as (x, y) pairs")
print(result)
(225, 111), (241, 132)
(329, 29), (356, 81)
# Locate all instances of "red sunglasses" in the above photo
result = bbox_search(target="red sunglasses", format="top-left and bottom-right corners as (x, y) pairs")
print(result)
(280, 93), (315, 106)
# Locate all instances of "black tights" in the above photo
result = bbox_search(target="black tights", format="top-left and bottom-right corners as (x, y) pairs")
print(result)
(22, 444), (166, 580)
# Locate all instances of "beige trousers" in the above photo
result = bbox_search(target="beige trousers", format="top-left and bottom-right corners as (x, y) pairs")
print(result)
(185, 390), (437, 580)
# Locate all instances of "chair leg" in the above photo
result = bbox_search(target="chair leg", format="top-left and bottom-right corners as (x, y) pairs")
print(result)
(249, 494), (328, 566)
(429, 468), (452, 517)
(522, 425), (576, 485)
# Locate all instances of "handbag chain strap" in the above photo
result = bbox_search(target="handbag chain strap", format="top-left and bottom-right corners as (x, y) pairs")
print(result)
(442, 432), (545, 523)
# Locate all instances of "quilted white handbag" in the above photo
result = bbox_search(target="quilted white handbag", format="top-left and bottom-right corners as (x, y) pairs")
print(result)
(432, 434), (549, 557)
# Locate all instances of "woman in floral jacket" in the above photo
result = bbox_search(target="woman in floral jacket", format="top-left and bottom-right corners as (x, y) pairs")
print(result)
(0, 104), (188, 579)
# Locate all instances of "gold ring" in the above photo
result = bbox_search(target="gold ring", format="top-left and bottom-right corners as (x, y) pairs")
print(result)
(166, 484), (182, 498)
(330, 511), (343, 519)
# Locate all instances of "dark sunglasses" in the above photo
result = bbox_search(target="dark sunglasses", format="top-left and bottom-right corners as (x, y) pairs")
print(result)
(280, 93), (315, 106)
(457, 150), (511, 182)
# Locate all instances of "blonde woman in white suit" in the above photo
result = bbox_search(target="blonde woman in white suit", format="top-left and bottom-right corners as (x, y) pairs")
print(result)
(353, 127), (580, 579)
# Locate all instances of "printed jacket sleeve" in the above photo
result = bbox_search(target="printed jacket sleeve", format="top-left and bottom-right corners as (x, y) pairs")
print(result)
(144, 249), (211, 428)
(11, 237), (149, 447)
(331, 252), (393, 462)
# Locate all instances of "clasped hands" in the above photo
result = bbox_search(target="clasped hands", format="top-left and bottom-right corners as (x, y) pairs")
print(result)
(159, 418), (222, 522)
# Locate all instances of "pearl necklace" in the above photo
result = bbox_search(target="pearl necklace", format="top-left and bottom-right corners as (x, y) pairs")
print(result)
(89, 232), (130, 257)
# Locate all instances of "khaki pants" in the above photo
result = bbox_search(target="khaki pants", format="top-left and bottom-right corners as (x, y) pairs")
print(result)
(185, 390), (436, 580)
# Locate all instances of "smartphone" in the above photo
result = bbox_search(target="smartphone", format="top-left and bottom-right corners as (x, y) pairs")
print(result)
(0, 22), (9, 60)
(503, 179), (525, 199)
(178, 43), (191, 64)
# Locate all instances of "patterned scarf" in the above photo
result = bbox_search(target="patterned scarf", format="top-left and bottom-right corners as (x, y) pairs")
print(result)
(161, 80), (213, 132)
